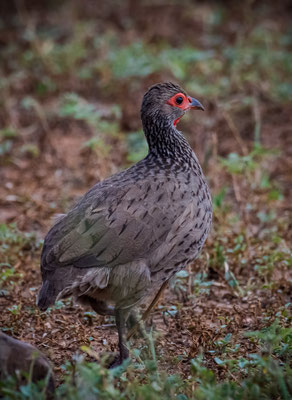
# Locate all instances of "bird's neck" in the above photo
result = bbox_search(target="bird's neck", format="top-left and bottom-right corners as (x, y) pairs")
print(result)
(142, 116), (199, 169)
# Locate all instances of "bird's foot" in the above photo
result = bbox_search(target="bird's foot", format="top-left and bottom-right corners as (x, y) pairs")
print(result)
(108, 355), (126, 369)
(107, 349), (130, 369)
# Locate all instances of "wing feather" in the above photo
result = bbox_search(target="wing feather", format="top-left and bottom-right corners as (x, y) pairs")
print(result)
(41, 174), (201, 272)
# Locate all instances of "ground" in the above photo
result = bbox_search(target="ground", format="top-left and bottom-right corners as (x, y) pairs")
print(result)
(0, 1), (291, 398)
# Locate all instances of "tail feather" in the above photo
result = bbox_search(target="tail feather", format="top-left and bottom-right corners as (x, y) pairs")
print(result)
(37, 281), (58, 311)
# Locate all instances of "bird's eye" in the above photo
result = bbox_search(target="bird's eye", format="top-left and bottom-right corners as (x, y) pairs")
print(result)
(175, 96), (183, 105)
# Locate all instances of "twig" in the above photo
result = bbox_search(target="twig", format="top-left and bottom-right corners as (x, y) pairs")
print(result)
(187, 264), (193, 295)
(231, 174), (251, 258)
(252, 95), (261, 144)
(223, 111), (248, 156)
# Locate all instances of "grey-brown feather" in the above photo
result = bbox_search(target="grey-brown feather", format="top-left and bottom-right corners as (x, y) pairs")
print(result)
(38, 82), (212, 314)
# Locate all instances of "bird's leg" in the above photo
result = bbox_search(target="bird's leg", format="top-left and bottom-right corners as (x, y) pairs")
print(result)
(127, 308), (138, 329)
(109, 308), (129, 368)
(85, 297), (115, 316)
(127, 279), (169, 340)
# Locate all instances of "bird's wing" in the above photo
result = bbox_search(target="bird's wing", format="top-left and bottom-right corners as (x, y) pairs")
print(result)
(41, 175), (188, 272)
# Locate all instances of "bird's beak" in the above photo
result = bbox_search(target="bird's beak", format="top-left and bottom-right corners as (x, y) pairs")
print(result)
(188, 97), (205, 111)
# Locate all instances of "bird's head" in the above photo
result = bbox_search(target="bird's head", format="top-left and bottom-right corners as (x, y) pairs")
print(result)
(141, 82), (204, 128)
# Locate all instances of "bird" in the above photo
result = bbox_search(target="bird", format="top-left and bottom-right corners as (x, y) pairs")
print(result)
(37, 82), (212, 366)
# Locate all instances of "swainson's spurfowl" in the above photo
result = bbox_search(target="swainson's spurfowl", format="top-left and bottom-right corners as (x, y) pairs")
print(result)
(38, 82), (212, 366)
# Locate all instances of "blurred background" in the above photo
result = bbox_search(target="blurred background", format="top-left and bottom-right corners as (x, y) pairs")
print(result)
(1, 0), (291, 233)
(0, 0), (292, 394)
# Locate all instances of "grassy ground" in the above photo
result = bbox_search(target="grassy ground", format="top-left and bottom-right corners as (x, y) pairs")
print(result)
(0, 1), (291, 398)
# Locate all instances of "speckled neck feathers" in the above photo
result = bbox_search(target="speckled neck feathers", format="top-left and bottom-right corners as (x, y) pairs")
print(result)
(142, 111), (201, 173)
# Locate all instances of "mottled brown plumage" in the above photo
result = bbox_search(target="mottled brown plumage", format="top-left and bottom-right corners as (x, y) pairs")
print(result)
(38, 82), (212, 366)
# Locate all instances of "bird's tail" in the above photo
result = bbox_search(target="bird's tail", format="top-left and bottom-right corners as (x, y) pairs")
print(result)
(37, 280), (58, 311)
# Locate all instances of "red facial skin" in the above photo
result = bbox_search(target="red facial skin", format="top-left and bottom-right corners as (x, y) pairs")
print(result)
(167, 92), (194, 127)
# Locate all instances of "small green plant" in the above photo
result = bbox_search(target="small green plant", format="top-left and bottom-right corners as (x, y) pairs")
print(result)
(193, 272), (214, 296)
(126, 131), (148, 163)
(220, 145), (281, 191)
(0, 128), (17, 158)
(0, 224), (39, 265)
(59, 93), (121, 154)
(20, 143), (40, 158)
(0, 265), (20, 292)
(254, 246), (292, 283)
(8, 304), (21, 315)
(0, 128), (18, 139)
(212, 242), (226, 268)
(212, 187), (228, 211)
(220, 145), (276, 175)
(191, 321), (292, 400)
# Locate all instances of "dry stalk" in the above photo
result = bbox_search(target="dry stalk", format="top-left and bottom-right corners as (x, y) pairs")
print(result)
(231, 174), (252, 259)
(127, 280), (169, 340)
(223, 111), (248, 156)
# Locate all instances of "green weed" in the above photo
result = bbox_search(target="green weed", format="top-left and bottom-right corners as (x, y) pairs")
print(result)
(1, 321), (291, 399)
(0, 224), (39, 267)
(59, 93), (121, 154)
